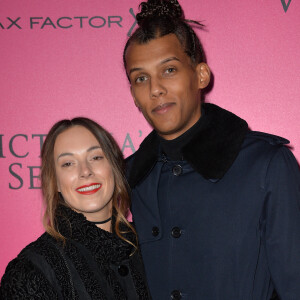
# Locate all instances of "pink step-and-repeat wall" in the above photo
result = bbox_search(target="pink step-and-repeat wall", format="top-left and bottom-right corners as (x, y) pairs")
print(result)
(0, 0), (299, 277)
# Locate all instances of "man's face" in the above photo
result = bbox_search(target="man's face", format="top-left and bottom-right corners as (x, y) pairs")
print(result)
(125, 34), (210, 140)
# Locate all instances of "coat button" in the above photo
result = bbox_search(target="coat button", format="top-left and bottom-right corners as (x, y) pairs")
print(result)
(171, 227), (182, 238)
(171, 290), (182, 299)
(152, 226), (159, 237)
(172, 165), (182, 176)
(118, 265), (129, 276)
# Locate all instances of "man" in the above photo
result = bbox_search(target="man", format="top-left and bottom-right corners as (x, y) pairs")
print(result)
(123, 0), (300, 299)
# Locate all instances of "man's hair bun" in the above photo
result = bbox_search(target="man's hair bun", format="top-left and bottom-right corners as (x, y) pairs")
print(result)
(136, 0), (184, 26)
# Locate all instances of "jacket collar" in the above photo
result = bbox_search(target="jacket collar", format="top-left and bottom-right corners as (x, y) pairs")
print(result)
(56, 205), (134, 264)
(128, 103), (248, 187)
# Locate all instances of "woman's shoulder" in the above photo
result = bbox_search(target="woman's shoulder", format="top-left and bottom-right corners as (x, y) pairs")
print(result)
(0, 233), (58, 299)
(2, 232), (52, 273)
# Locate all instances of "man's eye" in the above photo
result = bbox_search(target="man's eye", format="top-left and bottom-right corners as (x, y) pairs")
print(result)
(165, 67), (176, 74)
(135, 76), (147, 83)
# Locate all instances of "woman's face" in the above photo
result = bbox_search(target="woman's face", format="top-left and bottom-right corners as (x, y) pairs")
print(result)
(53, 125), (115, 222)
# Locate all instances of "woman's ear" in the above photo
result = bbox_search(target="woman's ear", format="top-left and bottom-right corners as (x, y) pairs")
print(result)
(196, 63), (211, 89)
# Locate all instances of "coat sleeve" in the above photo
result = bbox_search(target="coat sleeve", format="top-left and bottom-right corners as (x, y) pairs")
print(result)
(0, 255), (58, 300)
(264, 146), (300, 299)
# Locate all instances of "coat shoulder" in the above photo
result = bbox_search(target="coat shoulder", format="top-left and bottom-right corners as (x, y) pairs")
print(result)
(246, 131), (290, 146)
(125, 152), (137, 178)
(0, 233), (58, 299)
(126, 152), (136, 165)
(242, 130), (292, 169)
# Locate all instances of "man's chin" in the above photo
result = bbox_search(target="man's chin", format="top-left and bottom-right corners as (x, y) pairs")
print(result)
(155, 127), (184, 141)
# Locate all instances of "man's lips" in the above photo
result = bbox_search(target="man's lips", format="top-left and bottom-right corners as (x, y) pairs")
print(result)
(76, 183), (102, 195)
(152, 103), (175, 114)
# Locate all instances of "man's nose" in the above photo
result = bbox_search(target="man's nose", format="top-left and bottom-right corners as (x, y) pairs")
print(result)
(150, 77), (167, 99)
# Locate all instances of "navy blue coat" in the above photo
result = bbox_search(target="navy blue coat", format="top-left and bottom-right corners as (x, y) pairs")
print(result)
(126, 104), (300, 300)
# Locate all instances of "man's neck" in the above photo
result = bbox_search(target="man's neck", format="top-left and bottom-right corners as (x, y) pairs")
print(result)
(159, 113), (205, 160)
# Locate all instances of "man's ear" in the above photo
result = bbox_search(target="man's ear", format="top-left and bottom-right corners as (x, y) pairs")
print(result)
(196, 63), (211, 89)
(130, 86), (141, 110)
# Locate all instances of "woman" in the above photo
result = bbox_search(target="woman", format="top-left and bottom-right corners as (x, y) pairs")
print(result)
(0, 117), (151, 299)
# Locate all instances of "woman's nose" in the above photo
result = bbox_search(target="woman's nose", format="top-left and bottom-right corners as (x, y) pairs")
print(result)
(79, 162), (93, 178)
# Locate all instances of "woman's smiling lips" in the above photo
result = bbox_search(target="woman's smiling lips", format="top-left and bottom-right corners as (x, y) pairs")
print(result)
(76, 183), (102, 195)
(152, 103), (175, 115)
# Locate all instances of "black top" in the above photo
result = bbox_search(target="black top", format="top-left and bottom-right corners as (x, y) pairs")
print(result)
(0, 205), (151, 300)
(159, 110), (205, 160)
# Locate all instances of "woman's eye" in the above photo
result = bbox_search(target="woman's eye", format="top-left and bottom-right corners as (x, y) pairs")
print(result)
(93, 156), (103, 161)
(62, 162), (72, 167)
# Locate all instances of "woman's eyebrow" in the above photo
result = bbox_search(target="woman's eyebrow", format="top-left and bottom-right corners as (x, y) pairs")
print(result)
(87, 146), (102, 152)
(56, 146), (101, 161)
(57, 152), (73, 161)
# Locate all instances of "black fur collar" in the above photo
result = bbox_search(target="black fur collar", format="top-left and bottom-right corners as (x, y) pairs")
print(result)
(128, 103), (248, 187)
(56, 205), (134, 264)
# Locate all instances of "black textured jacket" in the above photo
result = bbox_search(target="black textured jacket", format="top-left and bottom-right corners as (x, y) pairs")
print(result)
(0, 205), (151, 300)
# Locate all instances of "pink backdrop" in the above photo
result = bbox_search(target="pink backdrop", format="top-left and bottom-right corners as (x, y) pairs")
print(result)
(0, 0), (299, 277)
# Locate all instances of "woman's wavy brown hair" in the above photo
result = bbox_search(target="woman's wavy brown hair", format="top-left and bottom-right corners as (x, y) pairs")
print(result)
(41, 117), (136, 247)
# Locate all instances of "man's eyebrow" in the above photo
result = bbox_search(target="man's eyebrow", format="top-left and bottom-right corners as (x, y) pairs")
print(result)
(128, 57), (181, 75)
(160, 56), (180, 64)
(56, 146), (101, 161)
(129, 67), (143, 75)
